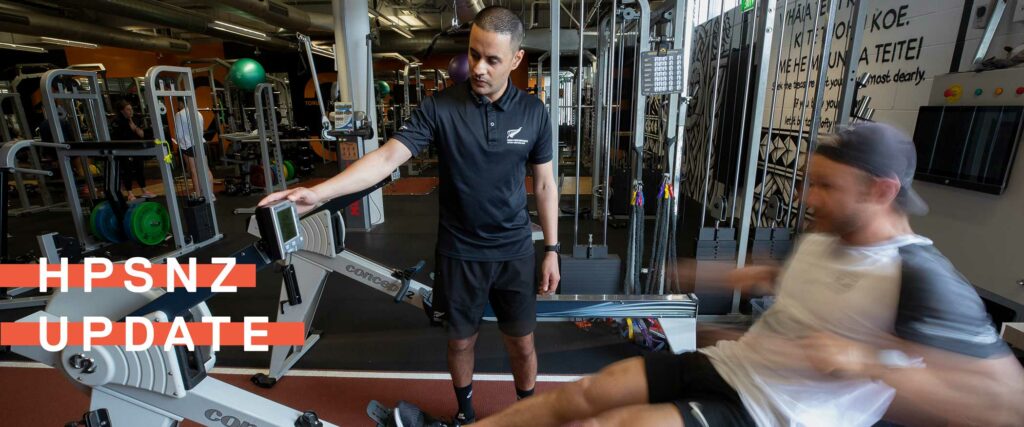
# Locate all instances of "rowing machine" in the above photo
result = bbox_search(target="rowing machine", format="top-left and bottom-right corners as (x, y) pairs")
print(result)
(247, 183), (698, 388)
(9, 201), (336, 426)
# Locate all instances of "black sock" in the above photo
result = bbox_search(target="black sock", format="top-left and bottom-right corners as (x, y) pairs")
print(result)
(515, 387), (534, 400)
(454, 383), (475, 420)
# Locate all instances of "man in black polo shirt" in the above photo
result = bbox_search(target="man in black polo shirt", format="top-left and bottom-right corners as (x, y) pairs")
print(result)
(260, 6), (560, 424)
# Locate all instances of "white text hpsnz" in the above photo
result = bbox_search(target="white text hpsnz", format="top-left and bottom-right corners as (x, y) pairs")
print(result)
(36, 257), (241, 292)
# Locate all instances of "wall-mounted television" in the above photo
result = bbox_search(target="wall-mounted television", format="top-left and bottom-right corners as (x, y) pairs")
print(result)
(912, 105), (1024, 195)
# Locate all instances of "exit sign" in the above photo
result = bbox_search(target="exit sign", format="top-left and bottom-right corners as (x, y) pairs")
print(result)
(741, 0), (755, 12)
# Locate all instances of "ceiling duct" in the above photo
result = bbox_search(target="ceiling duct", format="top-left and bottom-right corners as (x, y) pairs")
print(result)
(0, 1), (190, 52)
(211, 0), (332, 34)
(455, 0), (487, 25)
(376, 30), (468, 55)
(56, 0), (208, 33)
(50, 0), (296, 50)
(375, 28), (596, 55)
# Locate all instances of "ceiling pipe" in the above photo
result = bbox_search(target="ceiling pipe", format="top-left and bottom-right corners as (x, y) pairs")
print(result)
(0, 1), (190, 52)
(49, 0), (297, 51)
(528, 0), (544, 29)
(455, 0), (487, 24)
(374, 28), (595, 55)
(372, 53), (420, 65)
(55, 0), (209, 33)
(210, 0), (332, 34)
(375, 30), (469, 54)
(182, 58), (235, 70)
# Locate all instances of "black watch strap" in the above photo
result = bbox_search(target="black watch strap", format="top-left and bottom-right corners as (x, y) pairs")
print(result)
(544, 243), (560, 252)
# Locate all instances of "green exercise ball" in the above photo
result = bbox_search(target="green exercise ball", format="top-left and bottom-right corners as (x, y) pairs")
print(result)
(228, 58), (266, 91)
(375, 80), (391, 97)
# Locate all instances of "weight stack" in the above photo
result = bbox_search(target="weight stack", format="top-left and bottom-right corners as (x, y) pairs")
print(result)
(558, 247), (622, 295)
(184, 199), (216, 243)
(751, 227), (792, 262)
(694, 227), (737, 314)
(297, 145), (315, 176)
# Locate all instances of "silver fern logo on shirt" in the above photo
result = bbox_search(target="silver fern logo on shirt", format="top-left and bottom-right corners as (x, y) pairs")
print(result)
(506, 127), (528, 145)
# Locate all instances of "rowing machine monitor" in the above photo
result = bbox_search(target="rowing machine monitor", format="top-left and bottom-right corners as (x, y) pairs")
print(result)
(256, 199), (303, 262)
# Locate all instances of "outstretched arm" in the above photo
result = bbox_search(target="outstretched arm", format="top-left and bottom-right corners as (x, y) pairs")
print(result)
(305, 139), (411, 201)
(258, 139), (412, 212)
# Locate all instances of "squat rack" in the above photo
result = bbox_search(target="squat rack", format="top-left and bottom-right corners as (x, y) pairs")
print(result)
(0, 93), (58, 216)
(39, 67), (221, 260)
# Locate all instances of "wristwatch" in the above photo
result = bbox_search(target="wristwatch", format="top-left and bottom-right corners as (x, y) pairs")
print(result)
(544, 243), (560, 253)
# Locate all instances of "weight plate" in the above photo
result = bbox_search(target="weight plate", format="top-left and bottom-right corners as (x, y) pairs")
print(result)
(128, 202), (170, 246)
(123, 204), (139, 244)
(284, 160), (295, 180)
(89, 201), (106, 241)
(250, 164), (265, 187)
(270, 164), (280, 185)
(94, 202), (123, 243)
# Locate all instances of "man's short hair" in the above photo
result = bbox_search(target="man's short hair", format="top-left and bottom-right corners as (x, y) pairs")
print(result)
(114, 99), (131, 113)
(473, 6), (525, 51)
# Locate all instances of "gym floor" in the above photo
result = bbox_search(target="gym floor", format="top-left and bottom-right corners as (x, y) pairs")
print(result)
(0, 162), (739, 425)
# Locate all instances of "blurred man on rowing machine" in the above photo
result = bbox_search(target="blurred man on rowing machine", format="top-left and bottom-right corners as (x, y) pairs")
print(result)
(467, 123), (1024, 427)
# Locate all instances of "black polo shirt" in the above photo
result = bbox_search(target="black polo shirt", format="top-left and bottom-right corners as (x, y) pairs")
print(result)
(393, 80), (552, 262)
(110, 115), (137, 141)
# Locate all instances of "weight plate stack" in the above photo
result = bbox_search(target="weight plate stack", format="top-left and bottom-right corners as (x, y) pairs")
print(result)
(124, 202), (170, 246)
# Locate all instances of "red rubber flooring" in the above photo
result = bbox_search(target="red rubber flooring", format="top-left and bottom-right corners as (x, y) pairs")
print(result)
(0, 365), (567, 426)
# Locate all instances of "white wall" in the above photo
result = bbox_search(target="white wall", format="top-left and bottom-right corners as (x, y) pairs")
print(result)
(763, 0), (971, 136)
(743, 0), (973, 229)
(909, 0), (1024, 310)
(758, 0), (1024, 307)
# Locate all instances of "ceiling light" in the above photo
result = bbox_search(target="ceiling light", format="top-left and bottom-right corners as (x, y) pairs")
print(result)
(311, 45), (334, 59)
(210, 20), (269, 41)
(390, 26), (414, 39)
(369, 10), (396, 26)
(394, 15), (424, 27)
(0, 42), (45, 53)
(40, 37), (98, 49)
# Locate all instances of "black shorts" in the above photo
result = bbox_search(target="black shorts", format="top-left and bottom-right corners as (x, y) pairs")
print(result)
(432, 253), (536, 339)
(182, 146), (195, 157)
(645, 352), (755, 427)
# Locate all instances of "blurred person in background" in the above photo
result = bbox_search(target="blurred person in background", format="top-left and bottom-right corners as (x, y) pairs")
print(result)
(111, 100), (155, 200)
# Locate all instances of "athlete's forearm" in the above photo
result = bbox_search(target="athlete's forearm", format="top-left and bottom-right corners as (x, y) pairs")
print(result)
(872, 355), (1024, 426)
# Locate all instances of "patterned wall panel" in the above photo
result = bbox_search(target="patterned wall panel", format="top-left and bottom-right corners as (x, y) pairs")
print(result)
(683, 12), (734, 203)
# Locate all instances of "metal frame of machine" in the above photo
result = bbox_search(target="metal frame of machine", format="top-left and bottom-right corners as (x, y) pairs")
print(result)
(0, 93), (61, 216)
(254, 82), (291, 194)
(39, 67), (221, 261)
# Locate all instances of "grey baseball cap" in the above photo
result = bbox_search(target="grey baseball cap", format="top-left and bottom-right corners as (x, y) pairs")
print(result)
(814, 122), (929, 215)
